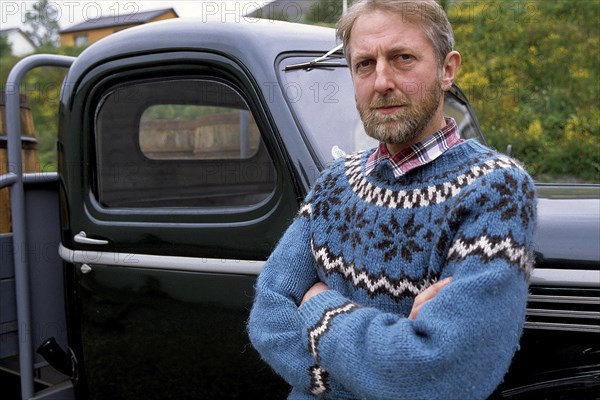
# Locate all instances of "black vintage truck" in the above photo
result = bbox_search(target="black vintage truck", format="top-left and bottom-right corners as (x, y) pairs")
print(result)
(1, 18), (599, 400)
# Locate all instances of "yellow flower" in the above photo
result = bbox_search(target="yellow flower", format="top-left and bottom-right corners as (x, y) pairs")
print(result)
(527, 119), (543, 141)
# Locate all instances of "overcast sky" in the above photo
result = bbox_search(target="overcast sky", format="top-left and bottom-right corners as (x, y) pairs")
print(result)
(1, 1), (287, 30)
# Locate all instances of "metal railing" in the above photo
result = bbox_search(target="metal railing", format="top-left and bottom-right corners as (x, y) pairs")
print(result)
(1, 54), (75, 400)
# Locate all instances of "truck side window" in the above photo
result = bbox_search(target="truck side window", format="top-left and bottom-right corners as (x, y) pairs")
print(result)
(95, 78), (277, 209)
(140, 106), (259, 160)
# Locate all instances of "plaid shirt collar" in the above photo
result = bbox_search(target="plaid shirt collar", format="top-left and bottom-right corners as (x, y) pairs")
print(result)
(365, 117), (463, 178)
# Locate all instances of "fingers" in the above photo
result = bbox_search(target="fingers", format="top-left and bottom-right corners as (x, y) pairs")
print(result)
(421, 277), (453, 301)
(301, 282), (329, 306)
(408, 277), (452, 320)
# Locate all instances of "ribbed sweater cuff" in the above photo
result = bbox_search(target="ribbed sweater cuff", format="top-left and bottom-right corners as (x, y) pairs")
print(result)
(297, 290), (356, 330)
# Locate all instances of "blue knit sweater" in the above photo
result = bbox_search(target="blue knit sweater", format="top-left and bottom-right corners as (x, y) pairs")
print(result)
(248, 140), (537, 399)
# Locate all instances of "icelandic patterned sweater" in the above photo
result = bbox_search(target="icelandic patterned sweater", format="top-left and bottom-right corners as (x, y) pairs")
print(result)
(248, 140), (537, 400)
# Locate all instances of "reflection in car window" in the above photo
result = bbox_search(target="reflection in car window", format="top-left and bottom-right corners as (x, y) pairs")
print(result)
(279, 56), (371, 165)
(140, 105), (260, 160)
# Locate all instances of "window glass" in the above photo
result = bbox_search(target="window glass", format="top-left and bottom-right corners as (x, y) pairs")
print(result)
(95, 79), (276, 209)
(139, 105), (260, 160)
(74, 34), (88, 47)
(278, 56), (485, 165)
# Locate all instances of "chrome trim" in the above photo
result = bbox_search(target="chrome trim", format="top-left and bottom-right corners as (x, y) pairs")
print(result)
(59, 243), (264, 275)
(526, 289), (600, 332)
(530, 268), (600, 288)
(58, 244), (600, 292)
(527, 308), (600, 319)
(524, 321), (600, 333)
(74, 231), (109, 245)
(528, 294), (600, 304)
(501, 371), (600, 397)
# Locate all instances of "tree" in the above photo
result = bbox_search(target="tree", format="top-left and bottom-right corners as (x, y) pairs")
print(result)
(437, 0), (451, 12)
(306, 0), (361, 25)
(451, 0), (599, 182)
(306, 0), (345, 24)
(24, 0), (60, 47)
(306, 0), (448, 24)
(0, 35), (12, 57)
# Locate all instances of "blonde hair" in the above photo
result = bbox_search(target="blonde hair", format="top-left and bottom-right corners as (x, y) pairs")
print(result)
(337, 0), (455, 66)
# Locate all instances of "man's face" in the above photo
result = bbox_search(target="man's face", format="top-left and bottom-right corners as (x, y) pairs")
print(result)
(348, 10), (445, 149)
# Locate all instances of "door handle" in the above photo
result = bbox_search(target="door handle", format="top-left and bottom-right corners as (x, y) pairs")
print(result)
(74, 231), (109, 245)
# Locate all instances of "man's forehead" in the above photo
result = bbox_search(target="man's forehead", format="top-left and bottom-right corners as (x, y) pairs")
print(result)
(349, 11), (432, 55)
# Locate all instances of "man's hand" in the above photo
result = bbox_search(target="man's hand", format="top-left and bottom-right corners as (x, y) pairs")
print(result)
(301, 282), (329, 306)
(408, 277), (452, 320)
(300, 277), (451, 318)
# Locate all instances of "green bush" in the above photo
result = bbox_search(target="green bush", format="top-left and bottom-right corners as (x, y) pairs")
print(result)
(451, 0), (599, 182)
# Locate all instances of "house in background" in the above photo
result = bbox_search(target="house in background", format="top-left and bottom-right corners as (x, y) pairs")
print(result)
(59, 8), (178, 47)
(0, 28), (36, 56)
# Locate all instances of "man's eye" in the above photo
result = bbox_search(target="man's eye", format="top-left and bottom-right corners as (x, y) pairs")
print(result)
(356, 60), (372, 69)
(398, 54), (413, 61)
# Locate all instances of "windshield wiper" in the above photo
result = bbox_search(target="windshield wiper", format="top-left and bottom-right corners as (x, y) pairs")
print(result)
(284, 44), (346, 71)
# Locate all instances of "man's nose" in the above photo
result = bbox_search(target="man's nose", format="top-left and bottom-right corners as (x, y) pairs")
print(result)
(373, 61), (395, 94)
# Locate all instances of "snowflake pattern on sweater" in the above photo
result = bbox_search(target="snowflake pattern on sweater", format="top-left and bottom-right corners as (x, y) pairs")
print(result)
(248, 140), (537, 400)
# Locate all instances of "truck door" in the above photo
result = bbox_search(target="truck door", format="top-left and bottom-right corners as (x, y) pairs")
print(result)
(59, 53), (298, 399)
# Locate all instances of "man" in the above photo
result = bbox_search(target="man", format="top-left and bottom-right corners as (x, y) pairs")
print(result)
(248, 1), (537, 399)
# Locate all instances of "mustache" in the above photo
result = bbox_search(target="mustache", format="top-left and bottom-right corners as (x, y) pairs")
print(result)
(369, 95), (410, 109)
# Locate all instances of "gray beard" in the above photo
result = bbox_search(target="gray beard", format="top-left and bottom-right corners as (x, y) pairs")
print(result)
(359, 85), (442, 145)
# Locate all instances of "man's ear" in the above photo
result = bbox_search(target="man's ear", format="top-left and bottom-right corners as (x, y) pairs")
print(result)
(441, 51), (461, 91)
